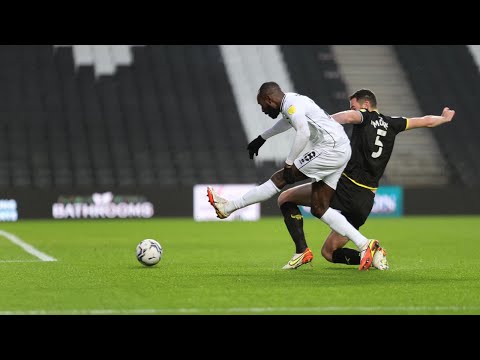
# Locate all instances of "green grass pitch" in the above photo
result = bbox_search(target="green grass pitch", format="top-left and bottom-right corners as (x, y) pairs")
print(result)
(0, 216), (479, 315)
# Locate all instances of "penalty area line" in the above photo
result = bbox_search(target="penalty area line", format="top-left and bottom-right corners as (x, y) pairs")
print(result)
(0, 230), (57, 262)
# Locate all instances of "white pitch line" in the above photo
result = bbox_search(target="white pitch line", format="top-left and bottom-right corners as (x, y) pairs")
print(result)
(0, 230), (57, 262)
(1, 306), (480, 315)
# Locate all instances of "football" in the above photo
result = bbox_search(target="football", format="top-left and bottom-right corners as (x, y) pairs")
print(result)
(136, 239), (163, 266)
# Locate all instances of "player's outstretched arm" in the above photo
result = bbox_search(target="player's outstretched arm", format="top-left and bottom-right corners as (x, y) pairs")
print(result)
(247, 118), (291, 159)
(332, 110), (363, 124)
(407, 107), (455, 130)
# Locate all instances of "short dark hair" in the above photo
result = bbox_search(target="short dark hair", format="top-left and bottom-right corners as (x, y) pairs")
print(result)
(349, 89), (377, 108)
(258, 82), (282, 97)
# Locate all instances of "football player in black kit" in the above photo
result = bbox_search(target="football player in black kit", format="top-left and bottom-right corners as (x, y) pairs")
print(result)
(277, 89), (455, 270)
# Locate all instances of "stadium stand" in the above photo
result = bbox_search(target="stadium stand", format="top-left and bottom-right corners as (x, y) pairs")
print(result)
(0, 45), (259, 189)
(280, 45), (348, 115)
(394, 45), (480, 187)
(332, 45), (450, 187)
(220, 45), (296, 169)
(0, 45), (477, 191)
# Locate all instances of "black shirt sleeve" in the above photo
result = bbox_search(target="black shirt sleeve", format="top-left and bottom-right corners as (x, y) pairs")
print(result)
(356, 109), (375, 127)
(389, 116), (408, 134)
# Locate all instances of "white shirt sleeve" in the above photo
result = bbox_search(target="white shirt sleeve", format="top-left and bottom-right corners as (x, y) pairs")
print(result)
(285, 103), (310, 165)
(261, 118), (291, 139)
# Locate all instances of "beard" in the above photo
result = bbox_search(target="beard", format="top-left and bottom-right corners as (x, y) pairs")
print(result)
(266, 107), (280, 119)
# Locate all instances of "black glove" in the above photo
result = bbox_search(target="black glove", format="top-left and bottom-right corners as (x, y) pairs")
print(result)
(283, 164), (295, 184)
(247, 135), (266, 159)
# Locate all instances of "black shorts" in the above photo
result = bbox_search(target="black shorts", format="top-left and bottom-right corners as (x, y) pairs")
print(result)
(330, 175), (375, 229)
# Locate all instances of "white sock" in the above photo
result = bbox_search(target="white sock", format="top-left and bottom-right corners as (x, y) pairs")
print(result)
(320, 208), (369, 251)
(226, 179), (281, 214)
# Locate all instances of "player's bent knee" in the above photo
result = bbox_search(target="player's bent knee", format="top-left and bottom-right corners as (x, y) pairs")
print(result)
(310, 205), (326, 219)
(277, 191), (289, 207)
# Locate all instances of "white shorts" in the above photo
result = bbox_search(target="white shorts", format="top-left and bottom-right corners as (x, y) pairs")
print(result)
(293, 143), (351, 190)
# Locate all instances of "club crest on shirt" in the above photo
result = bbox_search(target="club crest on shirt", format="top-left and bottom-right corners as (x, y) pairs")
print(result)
(287, 105), (296, 115)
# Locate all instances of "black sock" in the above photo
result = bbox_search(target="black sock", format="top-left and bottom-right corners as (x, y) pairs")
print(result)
(280, 202), (308, 253)
(332, 248), (360, 265)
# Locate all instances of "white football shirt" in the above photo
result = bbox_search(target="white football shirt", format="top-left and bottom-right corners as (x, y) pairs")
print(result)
(262, 92), (350, 164)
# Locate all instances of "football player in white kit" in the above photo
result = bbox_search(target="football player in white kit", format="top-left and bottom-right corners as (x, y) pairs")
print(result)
(207, 82), (380, 270)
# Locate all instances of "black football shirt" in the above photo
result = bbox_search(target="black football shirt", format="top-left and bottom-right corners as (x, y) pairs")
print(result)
(343, 109), (408, 189)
